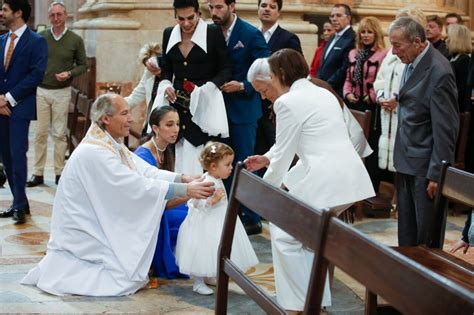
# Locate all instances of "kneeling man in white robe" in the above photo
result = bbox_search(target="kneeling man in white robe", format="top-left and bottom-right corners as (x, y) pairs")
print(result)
(21, 94), (215, 296)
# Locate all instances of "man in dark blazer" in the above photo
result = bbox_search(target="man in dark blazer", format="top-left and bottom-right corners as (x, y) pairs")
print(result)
(255, 0), (302, 158)
(0, 0), (48, 224)
(317, 4), (355, 97)
(389, 17), (459, 247)
(208, 0), (271, 234)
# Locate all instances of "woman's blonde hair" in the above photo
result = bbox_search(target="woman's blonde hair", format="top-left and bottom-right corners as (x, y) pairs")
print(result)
(396, 5), (426, 28)
(199, 142), (234, 170)
(138, 42), (161, 66)
(447, 24), (472, 55)
(356, 17), (385, 50)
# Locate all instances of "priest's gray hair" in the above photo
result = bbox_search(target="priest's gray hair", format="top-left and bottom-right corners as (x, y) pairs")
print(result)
(90, 94), (117, 129)
(247, 58), (272, 83)
(389, 16), (426, 43)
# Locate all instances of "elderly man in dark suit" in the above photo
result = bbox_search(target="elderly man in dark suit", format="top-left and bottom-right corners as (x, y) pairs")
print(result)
(255, 0), (302, 162)
(208, 0), (271, 235)
(389, 17), (459, 247)
(317, 3), (355, 97)
(0, 0), (48, 224)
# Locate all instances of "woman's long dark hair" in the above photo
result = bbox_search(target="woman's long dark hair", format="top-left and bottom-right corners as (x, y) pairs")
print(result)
(148, 106), (178, 171)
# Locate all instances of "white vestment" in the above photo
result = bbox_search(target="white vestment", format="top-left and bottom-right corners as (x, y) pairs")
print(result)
(264, 79), (375, 310)
(21, 124), (177, 296)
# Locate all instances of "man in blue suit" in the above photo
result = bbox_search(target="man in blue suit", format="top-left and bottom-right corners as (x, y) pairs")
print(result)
(256, 0), (302, 158)
(317, 4), (355, 97)
(208, 0), (271, 234)
(0, 0), (48, 224)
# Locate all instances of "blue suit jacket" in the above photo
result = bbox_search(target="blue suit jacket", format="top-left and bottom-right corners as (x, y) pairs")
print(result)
(268, 25), (302, 54)
(0, 28), (48, 120)
(225, 17), (271, 125)
(317, 27), (355, 96)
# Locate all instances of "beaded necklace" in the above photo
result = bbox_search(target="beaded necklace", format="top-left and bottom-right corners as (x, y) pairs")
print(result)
(151, 137), (167, 166)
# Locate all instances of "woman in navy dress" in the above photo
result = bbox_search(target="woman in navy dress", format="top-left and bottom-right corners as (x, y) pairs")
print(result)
(134, 106), (188, 278)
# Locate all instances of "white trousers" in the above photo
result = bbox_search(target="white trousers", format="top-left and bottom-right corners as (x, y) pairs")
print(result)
(269, 203), (351, 311)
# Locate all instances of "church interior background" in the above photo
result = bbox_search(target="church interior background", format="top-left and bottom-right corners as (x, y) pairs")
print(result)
(0, 0), (472, 313)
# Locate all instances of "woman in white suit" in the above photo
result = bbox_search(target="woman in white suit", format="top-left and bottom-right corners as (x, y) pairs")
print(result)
(245, 49), (375, 314)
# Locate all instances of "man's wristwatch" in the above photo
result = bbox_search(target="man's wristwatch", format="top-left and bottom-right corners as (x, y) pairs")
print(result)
(239, 82), (244, 91)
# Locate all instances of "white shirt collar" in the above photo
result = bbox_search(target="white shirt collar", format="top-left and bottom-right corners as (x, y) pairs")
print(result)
(226, 14), (238, 43)
(51, 26), (68, 41)
(166, 19), (208, 54)
(336, 25), (351, 37)
(10, 24), (27, 40)
(260, 22), (278, 43)
(411, 42), (430, 70)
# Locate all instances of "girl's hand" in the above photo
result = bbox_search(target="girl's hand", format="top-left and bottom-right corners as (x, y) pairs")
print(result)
(210, 188), (226, 205)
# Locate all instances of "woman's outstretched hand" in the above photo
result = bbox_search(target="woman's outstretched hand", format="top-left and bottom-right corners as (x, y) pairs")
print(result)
(244, 155), (270, 172)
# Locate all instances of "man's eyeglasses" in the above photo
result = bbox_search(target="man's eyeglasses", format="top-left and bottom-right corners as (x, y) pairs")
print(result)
(330, 13), (348, 19)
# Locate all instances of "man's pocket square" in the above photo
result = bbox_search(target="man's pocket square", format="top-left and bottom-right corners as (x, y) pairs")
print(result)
(333, 47), (342, 50)
(233, 41), (245, 49)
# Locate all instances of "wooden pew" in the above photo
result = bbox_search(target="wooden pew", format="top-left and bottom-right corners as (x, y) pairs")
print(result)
(325, 218), (474, 314)
(216, 163), (474, 314)
(215, 162), (336, 314)
(69, 93), (93, 153)
(366, 161), (474, 313)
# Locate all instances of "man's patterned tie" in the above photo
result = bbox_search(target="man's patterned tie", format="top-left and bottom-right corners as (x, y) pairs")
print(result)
(4, 33), (17, 71)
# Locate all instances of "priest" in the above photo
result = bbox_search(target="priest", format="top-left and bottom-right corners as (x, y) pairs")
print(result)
(21, 93), (215, 296)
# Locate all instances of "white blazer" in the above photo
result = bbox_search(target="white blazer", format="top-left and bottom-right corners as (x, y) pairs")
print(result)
(264, 79), (375, 209)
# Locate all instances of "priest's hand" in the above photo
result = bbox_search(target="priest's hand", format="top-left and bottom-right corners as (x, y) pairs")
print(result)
(187, 181), (215, 199)
(244, 155), (270, 172)
(181, 174), (202, 183)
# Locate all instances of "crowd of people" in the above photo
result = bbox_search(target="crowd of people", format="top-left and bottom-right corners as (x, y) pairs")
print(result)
(0, 0), (472, 313)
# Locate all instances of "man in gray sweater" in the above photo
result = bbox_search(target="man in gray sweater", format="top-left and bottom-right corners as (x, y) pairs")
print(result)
(27, 1), (87, 187)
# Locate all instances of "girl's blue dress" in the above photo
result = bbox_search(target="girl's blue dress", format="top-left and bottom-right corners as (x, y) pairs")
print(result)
(134, 146), (188, 278)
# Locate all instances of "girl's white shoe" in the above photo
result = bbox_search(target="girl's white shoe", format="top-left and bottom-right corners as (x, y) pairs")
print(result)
(193, 282), (213, 295)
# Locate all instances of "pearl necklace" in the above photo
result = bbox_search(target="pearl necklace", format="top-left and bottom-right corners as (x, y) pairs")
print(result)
(151, 137), (167, 165)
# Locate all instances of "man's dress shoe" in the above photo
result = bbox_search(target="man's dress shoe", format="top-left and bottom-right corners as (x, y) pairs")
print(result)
(12, 208), (26, 224)
(26, 175), (44, 187)
(0, 207), (14, 218)
(0, 204), (30, 218)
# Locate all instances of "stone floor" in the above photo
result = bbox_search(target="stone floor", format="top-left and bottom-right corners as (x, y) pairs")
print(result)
(0, 122), (471, 314)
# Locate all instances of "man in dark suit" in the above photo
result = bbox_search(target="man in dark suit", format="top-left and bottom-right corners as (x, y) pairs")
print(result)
(390, 17), (459, 246)
(208, 0), (271, 234)
(255, 0), (302, 158)
(317, 4), (355, 97)
(0, 0), (48, 224)
(258, 0), (301, 54)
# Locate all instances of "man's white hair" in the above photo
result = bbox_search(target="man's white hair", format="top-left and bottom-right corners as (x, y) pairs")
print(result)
(90, 94), (117, 129)
(247, 58), (271, 83)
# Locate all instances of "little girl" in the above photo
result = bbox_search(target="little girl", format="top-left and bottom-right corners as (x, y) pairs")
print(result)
(175, 142), (259, 295)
